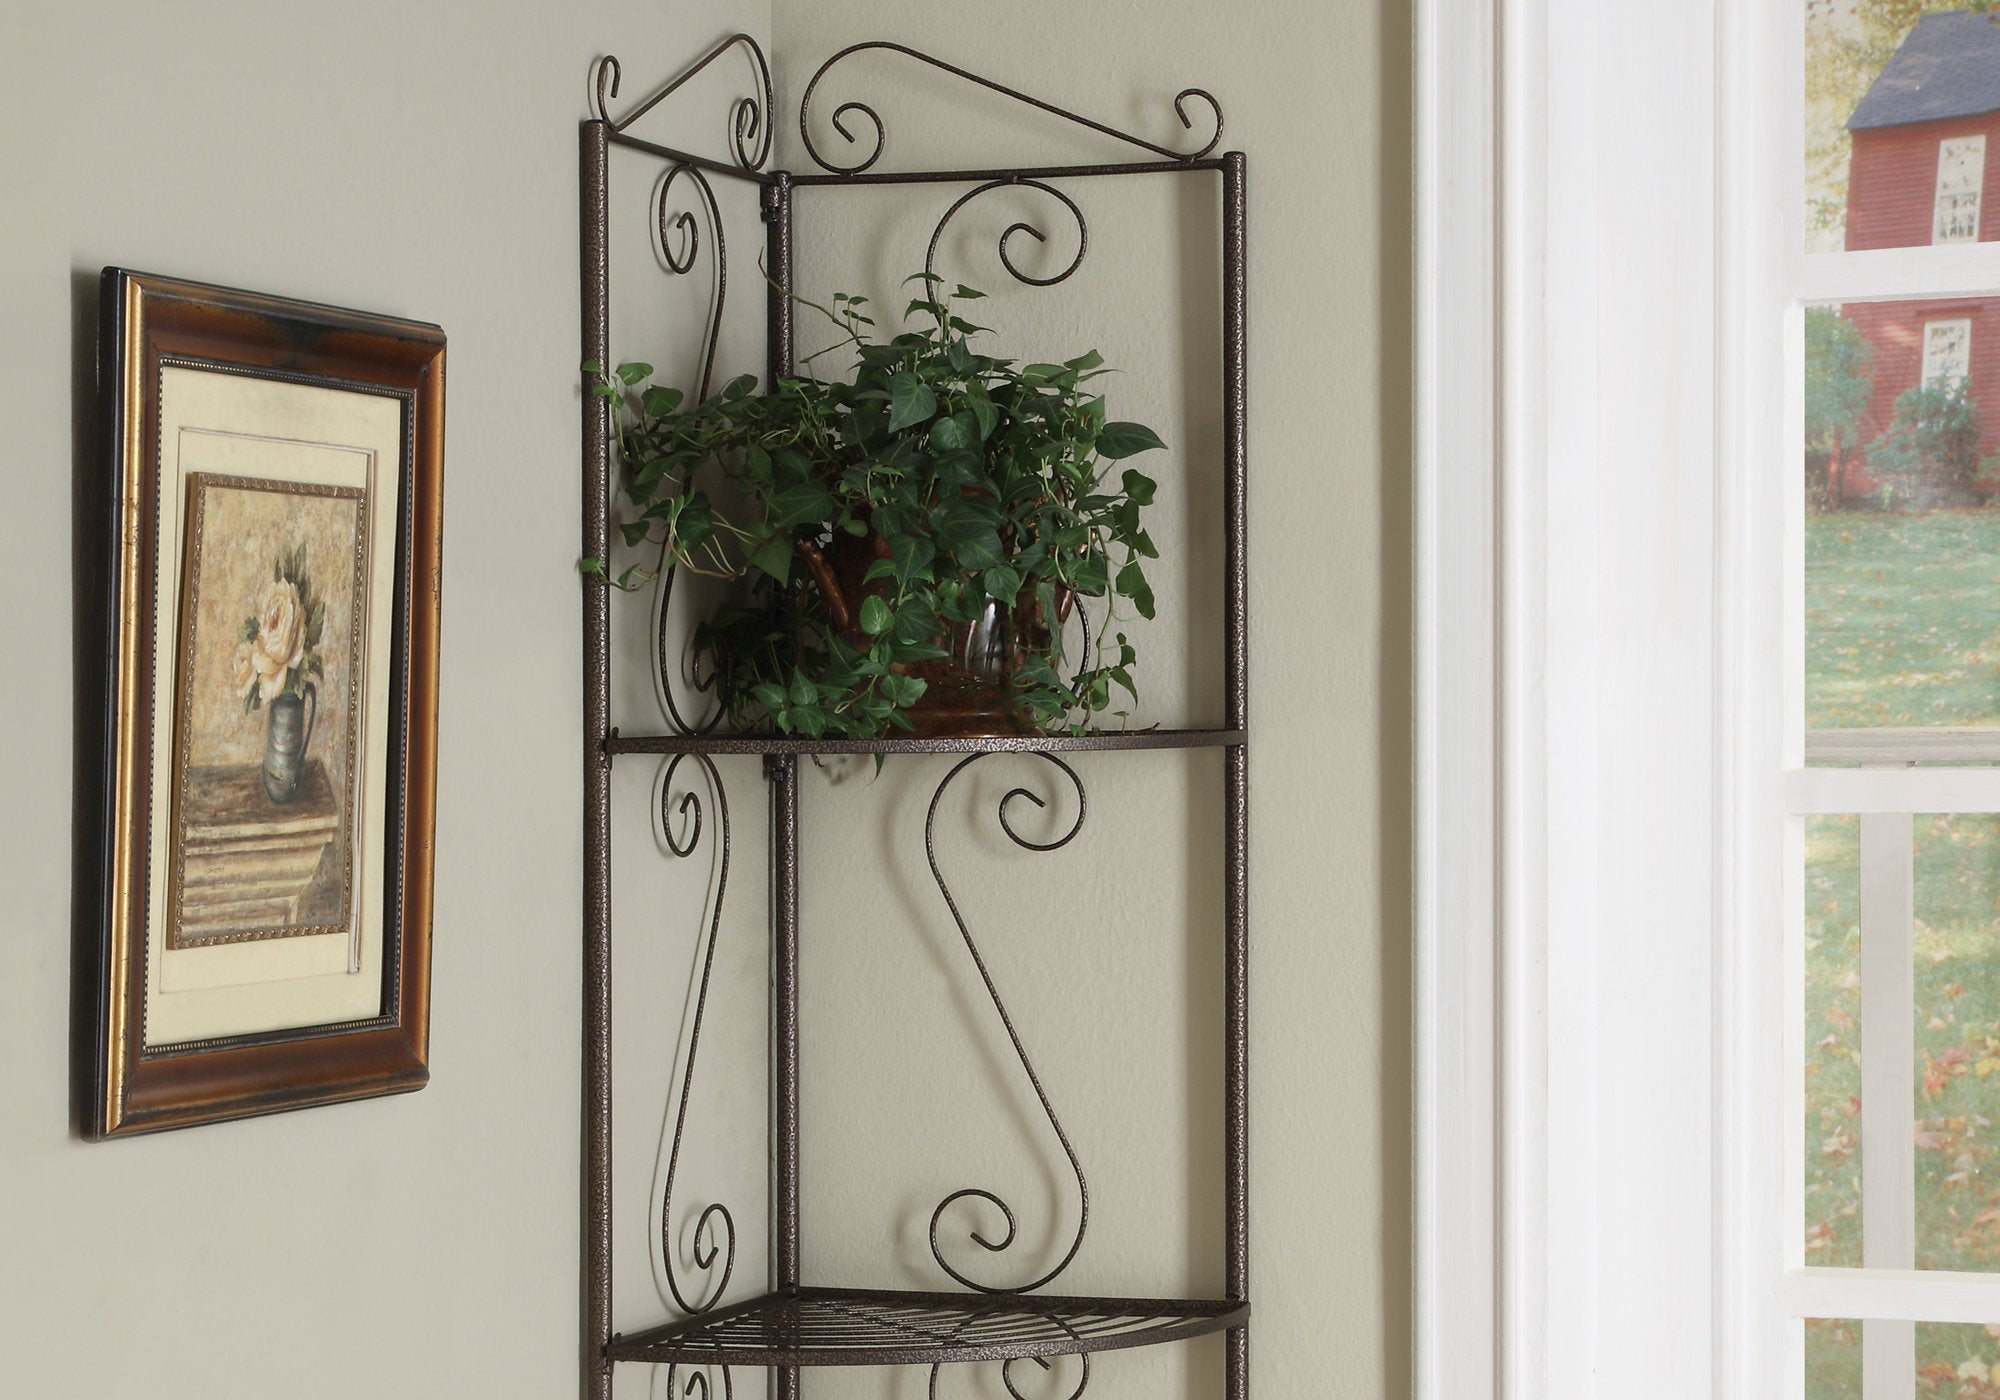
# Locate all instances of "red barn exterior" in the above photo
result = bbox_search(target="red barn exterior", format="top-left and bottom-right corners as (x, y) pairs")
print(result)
(1838, 11), (2000, 499)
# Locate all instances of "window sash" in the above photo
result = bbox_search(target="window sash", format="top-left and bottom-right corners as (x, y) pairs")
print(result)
(1935, 136), (1986, 246)
(1920, 316), (1972, 386)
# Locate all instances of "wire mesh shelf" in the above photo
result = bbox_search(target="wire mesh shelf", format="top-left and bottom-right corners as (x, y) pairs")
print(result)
(605, 1287), (1249, 1368)
(604, 727), (1247, 758)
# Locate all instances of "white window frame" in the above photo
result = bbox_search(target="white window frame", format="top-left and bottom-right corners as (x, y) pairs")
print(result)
(1922, 316), (1973, 386)
(1420, 2), (1720, 1398)
(1935, 135), (1986, 246)
(1421, 4), (2000, 1400)
(1415, 0), (1499, 1394)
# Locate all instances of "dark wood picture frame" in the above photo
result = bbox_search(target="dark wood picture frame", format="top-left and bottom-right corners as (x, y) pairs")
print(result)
(83, 269), (443, 1138)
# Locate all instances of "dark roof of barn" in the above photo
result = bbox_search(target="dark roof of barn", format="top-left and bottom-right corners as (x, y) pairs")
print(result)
(1850, 11), (2000, 131)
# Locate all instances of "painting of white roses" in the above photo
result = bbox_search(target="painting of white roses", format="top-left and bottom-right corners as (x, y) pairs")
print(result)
(168, 474), (368, 949)
(85, 269), (443, 1138)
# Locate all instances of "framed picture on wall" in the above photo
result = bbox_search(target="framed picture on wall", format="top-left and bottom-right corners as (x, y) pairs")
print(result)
(82, 269), (444, 1137)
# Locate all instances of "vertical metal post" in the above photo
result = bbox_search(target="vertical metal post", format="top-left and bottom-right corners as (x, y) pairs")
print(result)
(765, 172), (795, 390)
(764, 173), (801, 1400)
(1220, 150), (1250, 1400)
(579, 118), (615, 1400)
(768, 754), (801, 1400)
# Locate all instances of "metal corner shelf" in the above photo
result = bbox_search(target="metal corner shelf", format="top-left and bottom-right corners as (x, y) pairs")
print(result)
(579, 32), (1249, 1400)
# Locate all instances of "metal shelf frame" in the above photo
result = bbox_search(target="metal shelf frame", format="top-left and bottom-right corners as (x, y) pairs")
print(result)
(578, 33), (1249, 1400)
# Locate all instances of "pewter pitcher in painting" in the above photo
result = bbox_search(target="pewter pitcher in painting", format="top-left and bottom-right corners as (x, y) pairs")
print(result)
(261, 681), (316, 803)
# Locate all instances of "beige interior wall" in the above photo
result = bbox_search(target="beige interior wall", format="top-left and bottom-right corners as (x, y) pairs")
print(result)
(0, 2), (1408, 1396)
(762, 5), (1412, 1398)
(0, 4), (771, 1397)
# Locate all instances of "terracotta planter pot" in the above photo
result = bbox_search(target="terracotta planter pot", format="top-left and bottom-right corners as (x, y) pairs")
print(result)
(794, 532), (1072, 737)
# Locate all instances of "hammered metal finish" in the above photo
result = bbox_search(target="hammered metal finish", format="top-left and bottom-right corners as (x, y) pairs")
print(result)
(580, 117), (614, 1400)
(1222, 150), (1250, 1400)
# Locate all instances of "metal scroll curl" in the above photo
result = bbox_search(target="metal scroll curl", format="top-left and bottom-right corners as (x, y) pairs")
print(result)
(925, 179), (1089, 289)
(661, 1365), (732, 1400)
(924, 753), (1092, 1296)
(926, 1312), (1091, 1400)
(655, 753), (737, 1315)
(593, 33), (773, 171)
(799, 40), (1223, 175)
(651, 162), (727, 736)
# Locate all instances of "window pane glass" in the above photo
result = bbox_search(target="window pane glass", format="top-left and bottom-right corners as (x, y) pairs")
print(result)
(1806, 814), (1865, 1269)
(1805, 1320), (2000, 1400)
(1805, 299), (2000, 729)
(1913, 813), (2000, 1272)
(1802, 812), (2000, 1278)
(1807, 5), (2000, 252)
(1806, 1317), (1861, 1400)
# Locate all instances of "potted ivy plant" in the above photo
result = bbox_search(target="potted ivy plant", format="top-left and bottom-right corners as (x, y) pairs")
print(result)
(585, 275), (1166, 739)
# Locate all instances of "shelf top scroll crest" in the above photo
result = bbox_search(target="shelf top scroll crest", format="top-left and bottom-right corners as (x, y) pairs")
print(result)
(588, 35), (1225, 180)
(593, 33), (774, 173)
(798, 41), (1224, 176)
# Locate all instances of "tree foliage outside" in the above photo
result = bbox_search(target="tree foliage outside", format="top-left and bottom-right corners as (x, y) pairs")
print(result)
(1868, 378), (1985, 507)
(1806, 0), (2000, 251)
(1805, 305), (1875, 509)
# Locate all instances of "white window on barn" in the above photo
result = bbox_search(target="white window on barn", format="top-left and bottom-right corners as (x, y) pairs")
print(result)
(1934, 136), (1986, 245)
(1921, 317), (1972, 387)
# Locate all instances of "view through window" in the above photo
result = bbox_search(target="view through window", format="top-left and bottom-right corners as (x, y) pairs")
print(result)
(1803, 6), (2000, 1398)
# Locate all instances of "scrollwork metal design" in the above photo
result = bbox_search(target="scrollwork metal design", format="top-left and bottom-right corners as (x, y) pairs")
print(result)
(799, 40), (1223, 175)
(650, 161), (728, 736)
(925, 1316), (1091, 1400)
(656, 753), (737, 1315)
(924, 754), (1091, 1295)
(657, 163), (726, 408)
(664, 1365), (732, 1400)
(654, 559), (723, 737)
(925, 179), (1089, 289)
(594, 34), (773, 171)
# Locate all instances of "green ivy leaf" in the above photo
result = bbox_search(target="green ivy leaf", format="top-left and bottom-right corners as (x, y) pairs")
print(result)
(617, 361), (653, 386)
(983, 565), (1022, 606)
(859, 594), (894, 636)
(641, 385), (684, 418)
(890, 531), (935, 582)
(929, 412), (978, 453)
(887, 372), (938, 433)
(1116, 559), (1156, 619)
(770, 481), (835, 528)
(792, 705), (828, 738)
(966, 388), (999, 442)
(1120, 468), (1159, 506)
(750, 535), (794, 584)
(1098, 422), (1168, 460)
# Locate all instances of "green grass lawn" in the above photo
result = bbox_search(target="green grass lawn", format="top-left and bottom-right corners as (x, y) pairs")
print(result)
(1806, 509), (2000, 1397)
(1808, 510), (2000, 728)
(1806, 814), (2000, 1397)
